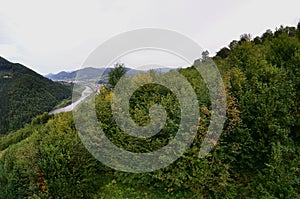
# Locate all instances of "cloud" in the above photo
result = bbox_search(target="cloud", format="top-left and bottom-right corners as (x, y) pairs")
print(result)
(0, 0), (299, 74)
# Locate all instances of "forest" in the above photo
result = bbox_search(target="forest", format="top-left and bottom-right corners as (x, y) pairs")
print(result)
(0, 57), (72, 135)
(0, 23), (299, 198)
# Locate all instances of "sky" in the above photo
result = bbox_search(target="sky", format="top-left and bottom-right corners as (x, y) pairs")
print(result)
(0, 0), (299, 75)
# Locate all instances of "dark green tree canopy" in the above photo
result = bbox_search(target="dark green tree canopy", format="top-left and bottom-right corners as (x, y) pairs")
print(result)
(108, 63), (126, 88)
(0, 57), (72, 134)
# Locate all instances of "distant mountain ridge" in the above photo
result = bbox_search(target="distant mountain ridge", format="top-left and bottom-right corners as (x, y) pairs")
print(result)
(0, 56), (72, 134)
(45, 67), (174, 82)
(46, 67), (114, 81)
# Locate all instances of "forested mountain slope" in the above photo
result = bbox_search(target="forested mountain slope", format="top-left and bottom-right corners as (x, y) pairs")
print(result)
(0, 57), (72, 134)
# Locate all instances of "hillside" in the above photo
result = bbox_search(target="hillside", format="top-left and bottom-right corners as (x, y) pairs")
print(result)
(45, 67), (114, 82)
(0, 23), (299, 198)
(0, 57), (72, 134)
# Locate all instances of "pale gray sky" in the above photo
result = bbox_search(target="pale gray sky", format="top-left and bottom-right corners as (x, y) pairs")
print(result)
(0, 0), (299, 74)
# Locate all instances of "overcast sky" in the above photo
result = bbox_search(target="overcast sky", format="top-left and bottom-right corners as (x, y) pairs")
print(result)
(0, 0), (299, 74)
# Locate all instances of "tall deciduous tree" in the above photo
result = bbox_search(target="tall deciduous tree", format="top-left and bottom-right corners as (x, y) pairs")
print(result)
(108, 63), (126, 88)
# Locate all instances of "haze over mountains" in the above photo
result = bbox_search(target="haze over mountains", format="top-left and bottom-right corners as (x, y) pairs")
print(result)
(0, 56), (72, 135)
(45, 67), (173, 82)
(45, 67), (112, 81)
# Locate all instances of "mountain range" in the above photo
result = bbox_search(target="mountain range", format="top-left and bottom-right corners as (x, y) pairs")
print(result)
(45, 67), (174, 82)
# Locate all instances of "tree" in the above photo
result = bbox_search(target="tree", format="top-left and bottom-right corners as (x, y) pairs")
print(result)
(201, 50), (209, 62)
(229, 40), (238, 50)
(216, 47), (230, 58)
(253, 36), (262, 45)
(239, 33), (252, 43)
(108, 63), (126, 88)
(261, 29), (273, 42)
(297, 21), (300, 39)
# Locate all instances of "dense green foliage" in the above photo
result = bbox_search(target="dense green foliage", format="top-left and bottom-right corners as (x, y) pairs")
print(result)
(108, 63), (127, 88)
(0, 57), (72, 134)
(0, 113), (105, 198)
(0, 23), (299, 198)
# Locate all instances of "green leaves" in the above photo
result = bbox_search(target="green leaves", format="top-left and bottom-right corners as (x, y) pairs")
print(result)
(1, 23), (300, 198)
(108, 63), (127, 88)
